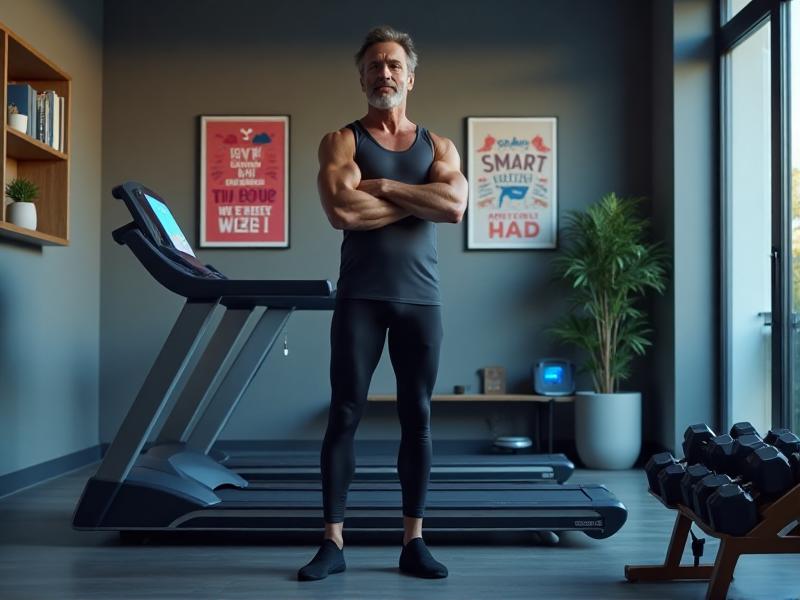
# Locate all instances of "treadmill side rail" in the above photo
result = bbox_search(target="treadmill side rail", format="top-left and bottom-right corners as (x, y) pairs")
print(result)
(140, 443), (248, 490)
(582, 484), (629, 539)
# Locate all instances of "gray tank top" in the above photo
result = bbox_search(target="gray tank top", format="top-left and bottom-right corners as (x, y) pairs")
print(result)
(335, 120), (441, 305)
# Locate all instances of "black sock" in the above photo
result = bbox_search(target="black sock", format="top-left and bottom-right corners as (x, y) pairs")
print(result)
(399, 538), (448, 578)
(297, 539), (346, 581)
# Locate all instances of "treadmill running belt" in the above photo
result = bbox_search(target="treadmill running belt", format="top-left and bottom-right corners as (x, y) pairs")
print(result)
(217, 485), (600, 507)
(175, 484), (626, 538)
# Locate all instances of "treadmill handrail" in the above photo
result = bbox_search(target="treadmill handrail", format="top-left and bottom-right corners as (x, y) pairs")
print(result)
(115, 224), (336, 304)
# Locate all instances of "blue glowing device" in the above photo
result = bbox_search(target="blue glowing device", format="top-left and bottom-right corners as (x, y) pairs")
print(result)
(533, 359), (575, 396)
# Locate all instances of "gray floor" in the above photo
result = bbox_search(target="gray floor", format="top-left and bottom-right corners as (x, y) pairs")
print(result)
(0, 466), (797, 600)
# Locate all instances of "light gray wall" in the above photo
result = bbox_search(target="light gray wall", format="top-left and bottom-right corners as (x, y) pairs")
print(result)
(100, 0), (654, 444)
(0, 0), (103, 476)
(650, 0), (718, 454)
(672, 0), (718, 451)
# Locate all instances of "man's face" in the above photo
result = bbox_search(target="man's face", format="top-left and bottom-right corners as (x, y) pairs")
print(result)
(360, 41), (414, 110)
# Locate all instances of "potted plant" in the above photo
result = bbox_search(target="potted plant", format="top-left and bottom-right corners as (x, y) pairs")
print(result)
(5, 177), (39, 230)
(7, 103), (27, 134)
(551, 193), (669, 469)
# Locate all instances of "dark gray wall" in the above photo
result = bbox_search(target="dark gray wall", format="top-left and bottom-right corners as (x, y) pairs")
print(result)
(100, 0), (654, 444)
(0, 0), (103, 476)
(650, 0), (677, 456)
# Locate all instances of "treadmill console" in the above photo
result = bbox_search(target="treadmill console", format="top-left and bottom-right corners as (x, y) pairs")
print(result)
(115, 183), (225, 280)
(143, 192), (196, 258)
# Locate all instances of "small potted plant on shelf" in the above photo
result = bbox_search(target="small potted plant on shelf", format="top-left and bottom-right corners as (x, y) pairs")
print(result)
(5, 177), (39, 230)
(551, 193), (669, 469)
(7, 103), (28, 134)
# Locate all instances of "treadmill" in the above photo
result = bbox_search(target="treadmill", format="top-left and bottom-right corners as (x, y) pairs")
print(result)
(72, 181), (627, 540)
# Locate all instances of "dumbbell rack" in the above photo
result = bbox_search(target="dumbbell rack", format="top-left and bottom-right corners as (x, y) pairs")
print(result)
(625, 485), (800, 600)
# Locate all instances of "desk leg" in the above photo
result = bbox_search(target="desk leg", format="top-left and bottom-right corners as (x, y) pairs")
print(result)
(548, 399), (555, 454)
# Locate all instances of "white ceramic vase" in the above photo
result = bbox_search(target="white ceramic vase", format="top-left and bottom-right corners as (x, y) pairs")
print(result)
(575, 391), (641, 469)
(7, 201), (37, 230)
(8, 113), (27, 133)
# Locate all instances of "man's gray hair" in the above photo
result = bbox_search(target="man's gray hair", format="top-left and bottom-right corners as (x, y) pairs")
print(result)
(354, 26), (418, 74)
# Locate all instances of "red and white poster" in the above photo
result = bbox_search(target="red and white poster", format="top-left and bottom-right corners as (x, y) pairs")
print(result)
(200, 115), (289, 247)
(466, 117), (557, 250)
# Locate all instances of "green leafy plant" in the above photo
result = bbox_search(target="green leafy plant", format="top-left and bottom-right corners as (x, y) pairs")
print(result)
(5, 177), (39, 203)
(551, 193), (669, 393)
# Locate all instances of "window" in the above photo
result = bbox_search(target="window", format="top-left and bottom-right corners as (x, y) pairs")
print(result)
(725, 0), (755, 23)
(724, 22), (772, 433)
(790, 0), (800, 431)
(720, 0), (792, 432)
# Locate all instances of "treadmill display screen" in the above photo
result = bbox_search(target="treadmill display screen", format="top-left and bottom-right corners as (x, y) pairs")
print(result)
(543, 365), (563, 384)
(145, 193), (196, 257)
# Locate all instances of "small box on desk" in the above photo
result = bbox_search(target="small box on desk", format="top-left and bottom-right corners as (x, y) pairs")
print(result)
(480, 366), (506, 394)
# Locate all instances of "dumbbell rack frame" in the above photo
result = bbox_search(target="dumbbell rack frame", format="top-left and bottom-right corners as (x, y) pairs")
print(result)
(624, 485), (800, 600)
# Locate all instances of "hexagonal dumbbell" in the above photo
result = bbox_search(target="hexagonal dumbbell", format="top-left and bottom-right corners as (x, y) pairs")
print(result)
(772, 431), (800, 456)
(646, 424), (716, 491)
(657, 463), (687, 506)
(709, 438), (794, 499)
(645, 452), (678, 492)
(703, 444), (795, 535)
(763, 429), (800, 488)
(740, 445), (795, 498)
(707, 483), (758, 536)
(731, 434), (767, 475)
(692, 473), (731, 522)
(680, 463), (712, 508)
(703, 434), (736, 475)
(645, 424), (716, 504)
(765, 428), (793, 445)
(730, 421), (759, 438)
(682, 424), (718, 464)
(788, 451), (800, 483)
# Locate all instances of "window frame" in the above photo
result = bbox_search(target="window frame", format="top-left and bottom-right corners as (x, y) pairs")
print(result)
(719, 0), (792, 429)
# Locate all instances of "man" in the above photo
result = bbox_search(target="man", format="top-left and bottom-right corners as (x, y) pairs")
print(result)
(297, 26), (468, 581)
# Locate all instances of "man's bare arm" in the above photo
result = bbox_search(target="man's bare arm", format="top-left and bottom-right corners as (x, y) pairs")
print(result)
(357, 134), (468, 223)
(317, 130), (409, 231)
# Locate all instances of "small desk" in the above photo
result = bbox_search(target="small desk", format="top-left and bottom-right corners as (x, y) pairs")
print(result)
(367, 394), (575, 453)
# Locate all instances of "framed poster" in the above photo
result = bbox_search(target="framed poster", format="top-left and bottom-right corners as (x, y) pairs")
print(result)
(200, 115), (289, 248)
(466, 117), (557, 250)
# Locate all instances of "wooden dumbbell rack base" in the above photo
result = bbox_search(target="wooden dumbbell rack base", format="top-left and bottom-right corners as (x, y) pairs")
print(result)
(624, 485), (800, 600)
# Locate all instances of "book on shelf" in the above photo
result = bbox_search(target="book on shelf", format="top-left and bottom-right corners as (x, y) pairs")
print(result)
(32, 90), (64, 152)
(7, 83), (36, 137)
(36, 93), (44, 141)
(58, 96), (64, 152)
(46, 90), (55, 149)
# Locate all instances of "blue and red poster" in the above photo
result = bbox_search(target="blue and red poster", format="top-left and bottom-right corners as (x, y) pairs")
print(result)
(200, 116), (289, 247)
(466, 117), (557, 249)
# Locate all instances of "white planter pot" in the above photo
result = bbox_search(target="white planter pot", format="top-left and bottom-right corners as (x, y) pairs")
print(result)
(8, 113), (28, 133)
(7, 201), (37, 230)
(575, 391), (641, 469)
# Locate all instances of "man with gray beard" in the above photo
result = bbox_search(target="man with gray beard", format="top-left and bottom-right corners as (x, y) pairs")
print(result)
(297, 25), (468, 581)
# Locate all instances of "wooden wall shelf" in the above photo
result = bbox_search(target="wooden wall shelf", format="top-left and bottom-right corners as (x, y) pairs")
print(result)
(7, 128), (67, 161)
(368, 394), (575, 403)
(0, 220), (67, 245)
(0, 20), (71, 247)
(369, 393), (575, 453)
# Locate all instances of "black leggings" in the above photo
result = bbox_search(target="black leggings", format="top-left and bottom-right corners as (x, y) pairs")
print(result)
(321, 298), (443, 523)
